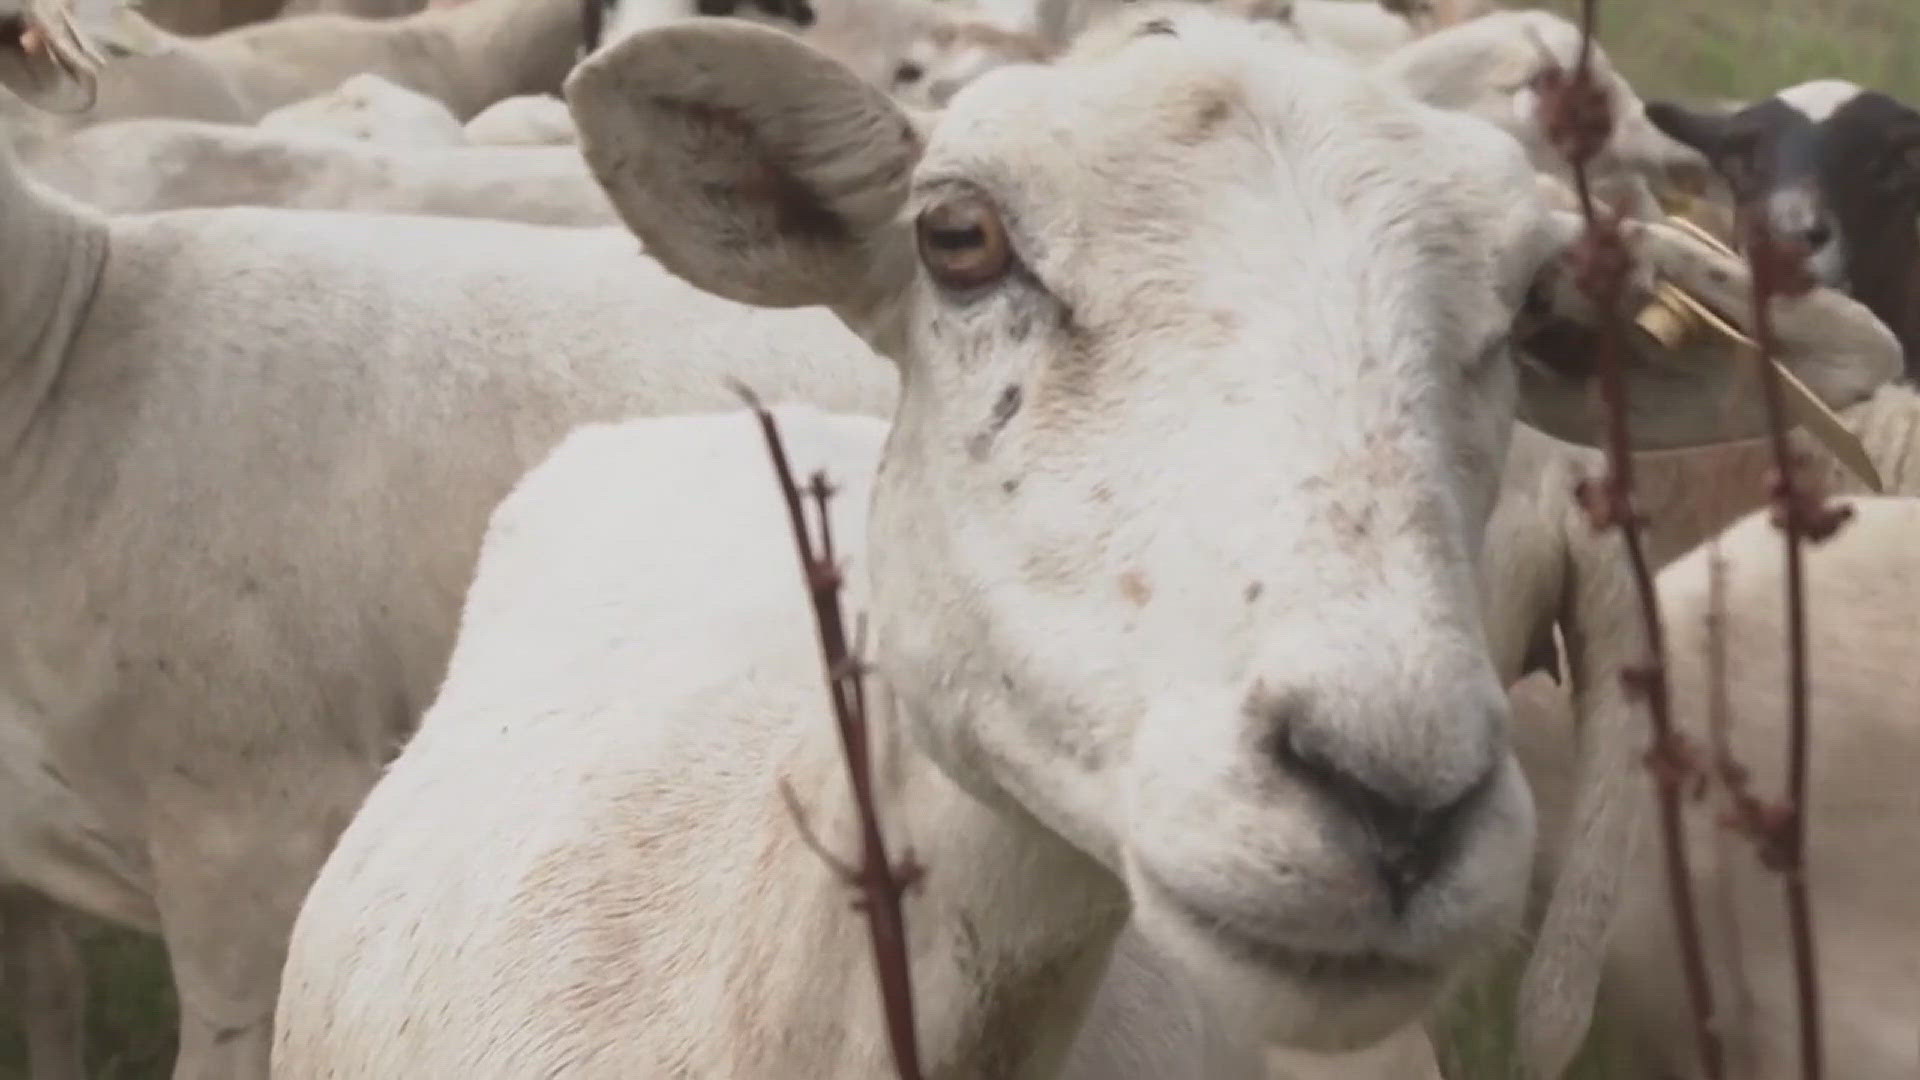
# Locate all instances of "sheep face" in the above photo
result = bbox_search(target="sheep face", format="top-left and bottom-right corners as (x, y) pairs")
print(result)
(564, 6), (1900, 1053)
(1646, 80), (1920, 372)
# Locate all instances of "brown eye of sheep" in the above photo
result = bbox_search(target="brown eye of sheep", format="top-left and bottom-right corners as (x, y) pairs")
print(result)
(916, 194), (1012, 290)
(894, 60), (924, 84)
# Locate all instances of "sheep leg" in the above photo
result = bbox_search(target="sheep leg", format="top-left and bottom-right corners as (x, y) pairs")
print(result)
(0, 888), (89, 1080)
(146, 764), (367, 1080)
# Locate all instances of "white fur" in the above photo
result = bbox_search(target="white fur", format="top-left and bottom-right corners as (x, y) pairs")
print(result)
(1291, 0), (1416, 61)
(16, 118), (617, 224)
(1777, 77), (1863, 124)
(1060, 232), (1911, 1080)
(1372, 9), (1707, 186)
(270, 9), (1898, 1077)
(462, 93), (577, 145)
(257, 72), (468, 146)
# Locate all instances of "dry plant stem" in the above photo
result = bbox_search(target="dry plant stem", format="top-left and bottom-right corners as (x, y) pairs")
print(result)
(735, 384), (928, 1080)
(1544, 0), (1724, 1073)
(1739, 223), (1826, 1080)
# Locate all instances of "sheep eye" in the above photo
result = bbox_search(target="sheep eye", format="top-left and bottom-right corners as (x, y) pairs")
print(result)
(894, 61), (924, 84)
(916, 192), (1012, 291)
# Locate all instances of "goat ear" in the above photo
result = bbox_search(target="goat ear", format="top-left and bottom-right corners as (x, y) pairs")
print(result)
(564, 21), (922, 318)
(1641, 100), (1735, 159)
(1513, 210), (1900, 451)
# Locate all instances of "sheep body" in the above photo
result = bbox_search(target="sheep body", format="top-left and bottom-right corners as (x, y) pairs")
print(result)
(17, 119), (617, 224)
(1521, 495), (1920, 1080)
(257, 73), (468, 146)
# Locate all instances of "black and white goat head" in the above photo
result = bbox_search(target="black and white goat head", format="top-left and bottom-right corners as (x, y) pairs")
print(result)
(1646, 80), (1920, 380)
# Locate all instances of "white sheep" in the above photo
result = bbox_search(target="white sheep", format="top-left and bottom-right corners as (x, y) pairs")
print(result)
(8, 3), (1045, 223)
(1520, 495), (1920, 1080)
(268, 9), (1896, 1076)
(0, 12), (898, 1073)
(256, 72), (468, 146)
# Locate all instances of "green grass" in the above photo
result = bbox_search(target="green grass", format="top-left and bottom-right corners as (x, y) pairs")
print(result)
(4, 2), (1914, 1077)
(1545, 0), (1920, 105)
(1434, 943), (1645, 1079)
(0, 920), (176, 1080)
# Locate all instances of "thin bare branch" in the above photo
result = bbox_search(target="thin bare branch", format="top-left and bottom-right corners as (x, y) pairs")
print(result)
(1735, 199), (1840, 1080)
(732, 381), (928, 1080)
(1533, 1), (1724, 1072)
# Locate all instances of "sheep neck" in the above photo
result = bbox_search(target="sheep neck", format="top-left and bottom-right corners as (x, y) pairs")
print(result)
(417, 0), (583, 117)
(707, 683), (1130, 1078)
(0, 147), (106, 459)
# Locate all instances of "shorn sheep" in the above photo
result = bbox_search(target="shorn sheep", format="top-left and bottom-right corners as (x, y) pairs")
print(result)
(1521, 495), (1920, 1080)
(0, 10), (900, 1074)
(269, 8), (1897, 1077)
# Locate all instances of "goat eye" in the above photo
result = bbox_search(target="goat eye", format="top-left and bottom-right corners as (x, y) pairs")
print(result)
(894, 60), (924, 84)
(916, 193), (1012, 290)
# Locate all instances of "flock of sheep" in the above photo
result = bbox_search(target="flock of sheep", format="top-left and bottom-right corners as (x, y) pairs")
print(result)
(0, 0), (1913, 1075)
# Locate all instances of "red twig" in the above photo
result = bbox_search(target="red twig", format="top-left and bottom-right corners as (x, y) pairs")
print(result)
(1533, 1), (1723, 1074)
(1735, 205), (1846, 1080)
(734, 383), (928, 1080)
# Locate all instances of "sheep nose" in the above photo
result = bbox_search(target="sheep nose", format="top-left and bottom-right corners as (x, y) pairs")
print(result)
(1261, 691), (1502, 914)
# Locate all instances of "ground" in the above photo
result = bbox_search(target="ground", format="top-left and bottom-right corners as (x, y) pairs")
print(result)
(2, 0), (1913, 1074)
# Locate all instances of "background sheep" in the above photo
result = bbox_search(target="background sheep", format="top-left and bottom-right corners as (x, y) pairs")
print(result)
(0, 16), (904, 1073)
(1522, 496), (1920, 1080)
(1, 0), (586, 134)
(255, 73), (467, 147)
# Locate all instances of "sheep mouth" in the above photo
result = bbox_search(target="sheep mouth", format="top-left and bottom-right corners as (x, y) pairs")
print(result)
(1138, 869), (1435, 988)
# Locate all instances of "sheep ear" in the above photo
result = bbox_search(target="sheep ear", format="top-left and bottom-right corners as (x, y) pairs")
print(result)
(563, 21), (922, 317)
(1513, 210), (1899, 452)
